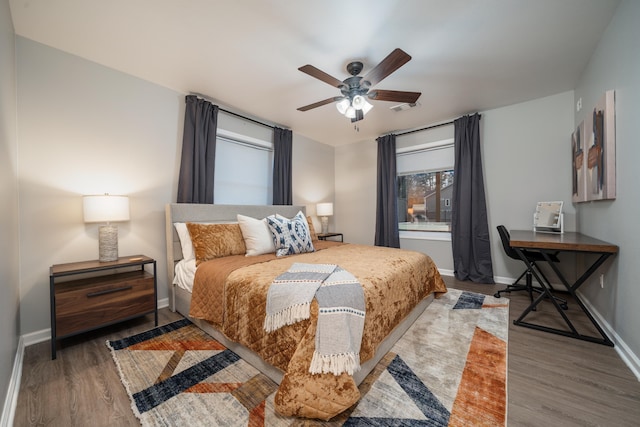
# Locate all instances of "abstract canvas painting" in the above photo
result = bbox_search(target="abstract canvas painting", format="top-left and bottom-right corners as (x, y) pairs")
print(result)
(571, 121), (586, 203)
(573, 90), (616, 203)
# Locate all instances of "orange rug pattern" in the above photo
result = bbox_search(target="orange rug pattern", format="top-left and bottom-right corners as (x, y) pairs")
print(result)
(108, 289), (508, 426)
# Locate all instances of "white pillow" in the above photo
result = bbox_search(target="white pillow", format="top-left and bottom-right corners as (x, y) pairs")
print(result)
(173, 258), (196, 292)
(173, 222), (195, 261)
(237, 214), (276, 256)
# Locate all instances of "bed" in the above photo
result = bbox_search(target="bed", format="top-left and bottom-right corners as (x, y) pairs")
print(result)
(165, 203), (447, 420)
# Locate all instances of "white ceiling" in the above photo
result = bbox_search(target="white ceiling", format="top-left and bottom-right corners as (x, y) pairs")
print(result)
(9, 0), (619, 146)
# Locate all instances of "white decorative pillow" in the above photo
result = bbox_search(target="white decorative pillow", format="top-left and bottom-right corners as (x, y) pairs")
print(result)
(266, 211), (315, 257)
(174, 222), (195, 261)
(237, 214), (276, 256)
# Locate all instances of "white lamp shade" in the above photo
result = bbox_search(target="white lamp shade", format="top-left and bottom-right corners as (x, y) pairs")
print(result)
(345, 106), (356, 119)
(83, 195), (130, 223)
(336, 98), (350, 115)
(362, 98), (373, 115)
(352, 95), (366, 110)
(316, 202), (334, 217)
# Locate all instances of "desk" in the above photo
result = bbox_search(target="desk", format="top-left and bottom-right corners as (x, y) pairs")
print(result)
(509, 230), (618, 346)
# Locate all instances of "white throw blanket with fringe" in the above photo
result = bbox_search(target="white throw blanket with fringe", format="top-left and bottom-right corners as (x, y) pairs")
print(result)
(264, 263), (365, 376)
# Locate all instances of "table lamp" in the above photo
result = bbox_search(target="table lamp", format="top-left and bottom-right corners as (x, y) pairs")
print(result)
(83, 194), (130, 262)
(316, 202), (333, 234)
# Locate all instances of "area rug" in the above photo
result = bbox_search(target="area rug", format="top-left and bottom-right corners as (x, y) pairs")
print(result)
(107, 289), (508, 426)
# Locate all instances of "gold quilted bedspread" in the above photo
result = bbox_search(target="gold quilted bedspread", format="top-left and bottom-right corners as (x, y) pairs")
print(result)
(189, 242), (447, 420)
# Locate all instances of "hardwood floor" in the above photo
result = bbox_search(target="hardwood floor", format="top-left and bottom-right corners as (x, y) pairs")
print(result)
(13, 276), (640, 426)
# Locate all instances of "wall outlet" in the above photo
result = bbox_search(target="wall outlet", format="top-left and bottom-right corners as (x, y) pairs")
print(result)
(600, 273), (604, 288)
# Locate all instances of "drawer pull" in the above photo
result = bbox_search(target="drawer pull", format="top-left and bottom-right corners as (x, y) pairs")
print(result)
(86, 285), (132, 298)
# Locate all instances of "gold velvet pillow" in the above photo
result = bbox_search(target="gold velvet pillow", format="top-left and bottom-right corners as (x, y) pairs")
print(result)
(306, 216), (318, 241)
(186, 222), (247, 265)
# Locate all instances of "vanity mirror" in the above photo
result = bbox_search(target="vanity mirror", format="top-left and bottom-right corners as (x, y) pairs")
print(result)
(533, 201), (563, 233)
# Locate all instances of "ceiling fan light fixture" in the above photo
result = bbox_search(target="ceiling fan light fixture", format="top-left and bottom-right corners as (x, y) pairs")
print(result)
(361, 98), (373, 115)
(298, 48), (417, 122)
(336, 98), (350, 115)
(352, 95), (366, 110)
(345, 106), (356, 119)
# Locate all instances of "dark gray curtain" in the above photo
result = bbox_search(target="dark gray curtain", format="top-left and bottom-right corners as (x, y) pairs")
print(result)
(374, 134), (400, 248)
(273, 127), (293, 205)
(451, 113), (494, 283)
(176, 95), (218, 203)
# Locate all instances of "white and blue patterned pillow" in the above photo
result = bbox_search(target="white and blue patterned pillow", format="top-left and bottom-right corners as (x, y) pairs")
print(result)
(266, 211), (315, 257)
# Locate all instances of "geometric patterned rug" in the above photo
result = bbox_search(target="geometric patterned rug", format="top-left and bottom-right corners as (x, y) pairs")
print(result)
(107, 289), (508, 426)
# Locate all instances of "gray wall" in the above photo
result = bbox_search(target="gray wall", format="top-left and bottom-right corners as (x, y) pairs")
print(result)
(16, 37), (183, 337)
(335, 139), (377, 245)
(484, 91), (575, 282)
(0, 0), (20, 415)
(15, 37), (335, 337)
(574, 0), (640, 367)
(291, 133), (336, 232)
(335, 90), (575, 280)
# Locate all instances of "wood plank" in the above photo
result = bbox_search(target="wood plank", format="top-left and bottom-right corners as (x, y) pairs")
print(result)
(51, 255), (153, 276)
(509, 230), (618, 253)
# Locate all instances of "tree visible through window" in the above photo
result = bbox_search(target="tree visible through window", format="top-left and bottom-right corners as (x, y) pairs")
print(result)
(398, 170), (454, 232)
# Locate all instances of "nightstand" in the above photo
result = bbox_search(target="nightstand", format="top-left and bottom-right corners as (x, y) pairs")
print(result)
(49, 255), (157, 359)
(317, 232), (343, 242)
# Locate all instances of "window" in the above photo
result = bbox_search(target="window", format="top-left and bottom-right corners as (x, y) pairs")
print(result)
(398, 170), (454, 232)
(214, 129), (273, 204)
(397, 139), (454, 233)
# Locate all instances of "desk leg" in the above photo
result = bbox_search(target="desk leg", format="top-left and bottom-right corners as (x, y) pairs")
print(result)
(513, 248), (578, 336)
(512, 248), (613, 346)
(50, 276), (57, 360)
(544, 252), (614, 346)
(153, 261), (158, 327)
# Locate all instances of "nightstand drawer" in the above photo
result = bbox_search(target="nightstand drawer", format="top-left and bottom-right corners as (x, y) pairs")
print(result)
(55, 271), (155, 337)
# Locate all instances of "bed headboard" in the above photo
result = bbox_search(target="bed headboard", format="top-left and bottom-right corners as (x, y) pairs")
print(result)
(165, 203), (305, 308)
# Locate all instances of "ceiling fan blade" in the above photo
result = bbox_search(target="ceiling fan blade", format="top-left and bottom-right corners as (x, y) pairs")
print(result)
(298, 65), (345, 88)
(297, 97), (341, 112)
(362, 48), (412, 87)
(369, 90), (421, 104)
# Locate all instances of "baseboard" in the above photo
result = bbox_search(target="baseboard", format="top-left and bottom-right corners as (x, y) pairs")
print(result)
(1, 336), (24, 427)
(438, 268), (454, 277)
(493, 274), (514, 285)
(22, 328), (50, 346)
(577, 290), (640, 381)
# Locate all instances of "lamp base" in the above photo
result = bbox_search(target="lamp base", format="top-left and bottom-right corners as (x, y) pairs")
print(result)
(98, 224), (119, 262)
(320, 216), (329, 235)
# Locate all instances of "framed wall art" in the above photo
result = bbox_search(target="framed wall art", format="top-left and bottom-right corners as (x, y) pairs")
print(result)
(573, 90), (616, 203)
(571, 120), (586, 203)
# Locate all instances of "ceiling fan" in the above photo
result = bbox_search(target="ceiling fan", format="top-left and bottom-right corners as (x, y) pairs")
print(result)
(297, 48), (421, 123)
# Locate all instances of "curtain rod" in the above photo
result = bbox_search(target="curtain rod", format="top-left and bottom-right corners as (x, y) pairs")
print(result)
(219, 107), (275, 130)
(396, 121), (453, 137)
(395, 114), (481, 137)
(189, 92), (282, 130)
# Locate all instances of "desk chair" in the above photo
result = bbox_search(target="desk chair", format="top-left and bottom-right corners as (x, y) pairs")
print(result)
(494, 225), (568, 310)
